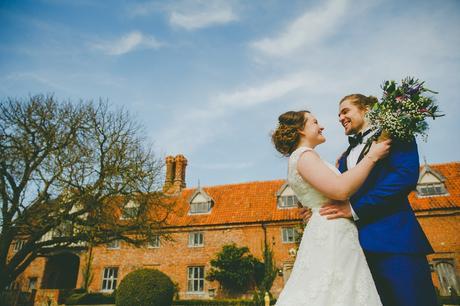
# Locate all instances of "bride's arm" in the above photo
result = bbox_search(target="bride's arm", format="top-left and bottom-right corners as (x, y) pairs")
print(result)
(296, 141), (390, 200)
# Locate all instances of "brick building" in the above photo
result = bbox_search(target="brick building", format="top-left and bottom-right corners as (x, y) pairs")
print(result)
(9, 156), (460, 300)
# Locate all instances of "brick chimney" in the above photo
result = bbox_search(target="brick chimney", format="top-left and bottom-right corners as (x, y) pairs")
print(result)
(163, 155), (176, 192)
(163, 154), (187, 194)
(173, 155), (187, 191)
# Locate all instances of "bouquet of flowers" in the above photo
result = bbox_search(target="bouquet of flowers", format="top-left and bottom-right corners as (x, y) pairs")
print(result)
(367, 77), (444, 142)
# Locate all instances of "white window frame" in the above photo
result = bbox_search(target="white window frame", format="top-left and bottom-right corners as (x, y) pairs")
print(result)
(188, 232), (204, 247)
(106, 240), (121, 249)
(433, 259), (459, 296)
(190, 201), (211, 214)
(120, 201), (140, 220)
(417, 183), (448, 197)
(281, 227), (298, 243)
(101, 267), (119, 292)
(187, 266), (205, 293)
(279, 195), (298, 208)
(147, 235), (160, 248)
(13, 240), (26, 252)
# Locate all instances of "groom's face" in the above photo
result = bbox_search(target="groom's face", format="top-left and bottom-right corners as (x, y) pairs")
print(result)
(338, 99), (367, 135)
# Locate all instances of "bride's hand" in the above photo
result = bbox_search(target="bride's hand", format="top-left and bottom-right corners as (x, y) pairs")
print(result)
(367, 139), (392, 162)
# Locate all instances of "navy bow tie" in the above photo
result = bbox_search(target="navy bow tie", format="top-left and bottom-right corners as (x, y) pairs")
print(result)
(348, 129), (372, 148)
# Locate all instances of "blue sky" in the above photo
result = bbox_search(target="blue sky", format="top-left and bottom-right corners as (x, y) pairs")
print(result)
(1, 0), (459, 188)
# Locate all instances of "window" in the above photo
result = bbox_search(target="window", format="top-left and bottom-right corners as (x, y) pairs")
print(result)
(190, 201), (211, 214)
(433, 260), (459, 296)
(417, 183), (447, 197)
(188, 232), (204, 247)
(147, 235), (160, 248)
(277, 184), (299, 209)
(13, 240), (26, 252)
(189, 192), (212, 214)
(280, 195), (299, 208)
(282, 227), (299, 243)
(101, 267), (118, 292)
(28, 277), (37, 291)
(107, 240), (120, 249)
(120, 201), (139, 220)
(187, 266), (204, 293)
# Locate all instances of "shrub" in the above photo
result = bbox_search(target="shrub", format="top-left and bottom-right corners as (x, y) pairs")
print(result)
(206, 244), (262, 295)
(116, 268), (175, 306)
(65, 292), (115, 305)
(172, 299), (255, 306)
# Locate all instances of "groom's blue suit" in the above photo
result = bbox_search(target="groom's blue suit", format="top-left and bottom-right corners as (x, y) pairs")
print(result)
(338, 138), (438, 306)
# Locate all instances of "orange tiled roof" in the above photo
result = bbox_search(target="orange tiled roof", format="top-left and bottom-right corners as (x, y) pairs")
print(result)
(165, 162), (459, 227)
(166, 180), (301, 227)
(409, 162), (460, 211)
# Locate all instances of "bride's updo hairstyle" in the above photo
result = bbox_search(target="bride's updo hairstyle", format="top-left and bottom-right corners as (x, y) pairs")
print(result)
(339, 94), (378, 111)
(272, 110), (310, 157)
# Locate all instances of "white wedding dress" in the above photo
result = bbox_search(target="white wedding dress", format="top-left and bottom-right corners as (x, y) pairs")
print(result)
(275, 146), (382, 306)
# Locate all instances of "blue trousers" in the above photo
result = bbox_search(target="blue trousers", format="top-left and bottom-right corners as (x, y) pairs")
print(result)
(365, 252), (438, 306)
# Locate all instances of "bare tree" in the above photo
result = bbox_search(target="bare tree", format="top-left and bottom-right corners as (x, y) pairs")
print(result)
(0, 95), (169, 289)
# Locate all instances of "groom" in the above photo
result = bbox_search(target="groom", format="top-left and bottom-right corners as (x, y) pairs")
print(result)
(304, 94), (437, 306)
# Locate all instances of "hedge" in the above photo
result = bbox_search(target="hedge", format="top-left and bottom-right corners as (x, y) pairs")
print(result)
(116, 269), (175, 306)
(65, 292), (115, 305)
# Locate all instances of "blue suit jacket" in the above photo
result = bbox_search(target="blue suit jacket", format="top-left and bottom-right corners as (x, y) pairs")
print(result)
(338, 139), (433, 254)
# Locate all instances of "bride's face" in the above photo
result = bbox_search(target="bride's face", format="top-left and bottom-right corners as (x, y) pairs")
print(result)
(299, 113), (325, 145)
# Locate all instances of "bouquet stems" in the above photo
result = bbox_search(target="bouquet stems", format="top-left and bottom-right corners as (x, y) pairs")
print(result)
(377, 130), (391, 143)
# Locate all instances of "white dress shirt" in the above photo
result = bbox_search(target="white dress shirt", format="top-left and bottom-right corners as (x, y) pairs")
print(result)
(347, 129), (376, 221)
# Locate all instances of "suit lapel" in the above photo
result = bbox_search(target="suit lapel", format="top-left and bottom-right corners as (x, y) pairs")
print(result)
(338, 147), (352, 173)
(356, 140), (373, 164)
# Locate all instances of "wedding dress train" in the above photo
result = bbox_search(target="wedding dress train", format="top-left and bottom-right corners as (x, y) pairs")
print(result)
(275, 146), (382, 306)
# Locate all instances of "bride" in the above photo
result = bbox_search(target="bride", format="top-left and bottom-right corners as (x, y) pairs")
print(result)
(271, 110), (390, 306)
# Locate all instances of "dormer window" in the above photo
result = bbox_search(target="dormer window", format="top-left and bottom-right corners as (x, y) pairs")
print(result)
(417, 183), (447, 196)
(276, 183), (299, 208)
(120, 200), (140, 220)
(188, 188), (213, 215)
(416, 163), (448, 197)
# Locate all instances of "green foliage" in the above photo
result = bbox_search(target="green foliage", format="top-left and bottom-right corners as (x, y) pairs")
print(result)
(65, 292), (115, 305)
(259, 242), (277, 293)
(251, 241), (278, 306)
(172, 299), (256, 306)
(0, 95), (168, 289)
(115, 268), (174, 306)
(206, 244), (262, 295)
(367, 77), (443, 141)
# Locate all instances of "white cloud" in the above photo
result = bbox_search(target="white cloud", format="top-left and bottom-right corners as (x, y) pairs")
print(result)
(214, 74), (307, 108)
(128, 0), (238, 30)
(169, 0), (238, 30)
(251, 0), (349, 57)
(92, 31), (164, 56)
(154, 73), (327, 154)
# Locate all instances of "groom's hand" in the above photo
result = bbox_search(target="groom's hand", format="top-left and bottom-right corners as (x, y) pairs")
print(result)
(319, 200), (352, 220)
(298, 204), (312, 222)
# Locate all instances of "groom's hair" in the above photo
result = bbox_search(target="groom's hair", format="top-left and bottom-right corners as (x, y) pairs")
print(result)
(272, 110), (310, 157)
(339, 94), (378, 111)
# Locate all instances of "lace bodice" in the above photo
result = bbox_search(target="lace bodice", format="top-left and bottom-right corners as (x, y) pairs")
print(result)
(278, 148), (382, 306)
(287, 146), (340, 209)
